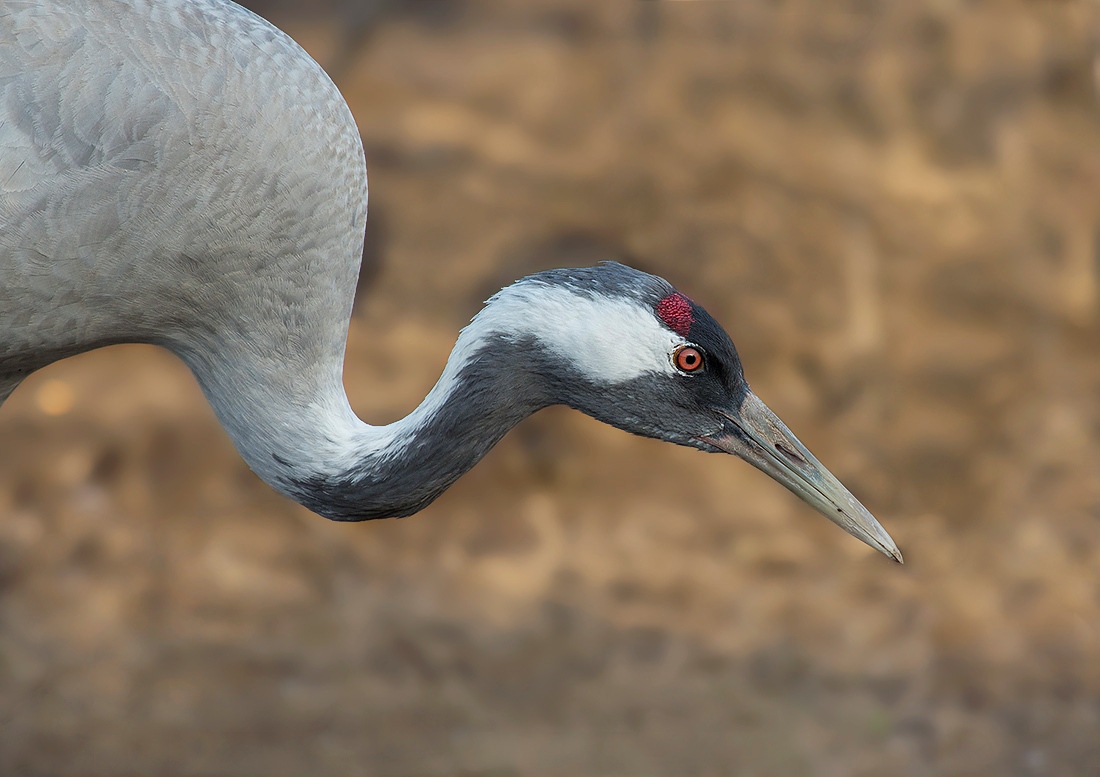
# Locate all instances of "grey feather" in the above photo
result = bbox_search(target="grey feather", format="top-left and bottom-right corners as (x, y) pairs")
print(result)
(1, 0), (369, 492)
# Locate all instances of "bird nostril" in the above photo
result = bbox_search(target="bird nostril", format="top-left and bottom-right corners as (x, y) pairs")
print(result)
(775, 442), (806, 466)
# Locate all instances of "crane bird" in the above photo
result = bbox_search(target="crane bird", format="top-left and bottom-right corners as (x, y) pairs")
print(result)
(0, 0), (902, 562)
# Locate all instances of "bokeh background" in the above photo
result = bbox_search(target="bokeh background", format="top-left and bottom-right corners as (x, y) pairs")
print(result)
(2, 1), (1100, 774)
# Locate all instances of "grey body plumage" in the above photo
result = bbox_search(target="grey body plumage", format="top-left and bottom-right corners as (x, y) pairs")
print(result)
(0, 0), (902, 561)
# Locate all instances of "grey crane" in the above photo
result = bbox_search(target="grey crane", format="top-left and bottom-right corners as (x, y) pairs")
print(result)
(0, 0), (901, 562)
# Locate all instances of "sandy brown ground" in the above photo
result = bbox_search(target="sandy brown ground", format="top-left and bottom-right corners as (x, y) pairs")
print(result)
(2, 1), (1100, 775)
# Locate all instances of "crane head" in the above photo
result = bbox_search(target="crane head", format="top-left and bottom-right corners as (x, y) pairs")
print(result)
(489, 262), (902, 562)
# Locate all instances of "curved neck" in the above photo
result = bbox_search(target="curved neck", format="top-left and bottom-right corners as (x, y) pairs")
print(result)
(286, 329), (552, 520)
(184, 307), (556, 522)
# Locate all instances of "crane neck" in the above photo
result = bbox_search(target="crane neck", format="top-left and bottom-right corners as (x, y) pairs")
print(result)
(282, 325), (553, 521)
(186, 296), (559, 522)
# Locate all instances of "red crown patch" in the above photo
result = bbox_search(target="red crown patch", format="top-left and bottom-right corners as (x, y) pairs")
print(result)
(656, 292), (693, 337)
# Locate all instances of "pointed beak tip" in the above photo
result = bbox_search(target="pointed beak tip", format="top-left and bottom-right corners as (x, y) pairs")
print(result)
(865, 530), (903, 564)
(708, 393), (904, 566)
(860, 526), (903, 564)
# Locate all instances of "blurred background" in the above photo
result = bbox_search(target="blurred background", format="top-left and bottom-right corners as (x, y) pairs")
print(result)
(2, 0), (1100, 774)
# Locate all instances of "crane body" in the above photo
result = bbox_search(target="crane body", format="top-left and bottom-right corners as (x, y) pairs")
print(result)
(2, 0), (365, 491)
(0, 0), (902, 561)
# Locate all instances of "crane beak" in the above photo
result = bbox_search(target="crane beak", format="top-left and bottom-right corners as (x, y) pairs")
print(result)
(699, 392), (903, 563)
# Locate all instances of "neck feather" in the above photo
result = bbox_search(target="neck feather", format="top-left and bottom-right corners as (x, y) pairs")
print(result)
(200, 298), (556, 521)
(283, 334), (550, 521)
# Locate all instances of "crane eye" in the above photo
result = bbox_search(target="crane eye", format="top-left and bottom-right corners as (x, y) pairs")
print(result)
(673, 345), (705, 373)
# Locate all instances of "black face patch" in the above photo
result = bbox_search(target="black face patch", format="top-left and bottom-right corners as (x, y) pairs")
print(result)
(683, 301), (747, 391)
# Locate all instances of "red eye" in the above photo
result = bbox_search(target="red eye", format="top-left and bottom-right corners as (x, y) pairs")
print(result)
(674, 345), (704, 373)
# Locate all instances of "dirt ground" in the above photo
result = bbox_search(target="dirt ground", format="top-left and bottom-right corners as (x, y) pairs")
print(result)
(2, 1), (1100, 775)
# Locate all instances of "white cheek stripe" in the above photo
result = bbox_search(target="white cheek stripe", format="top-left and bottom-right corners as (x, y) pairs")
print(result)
(482, 285), (686, 384)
